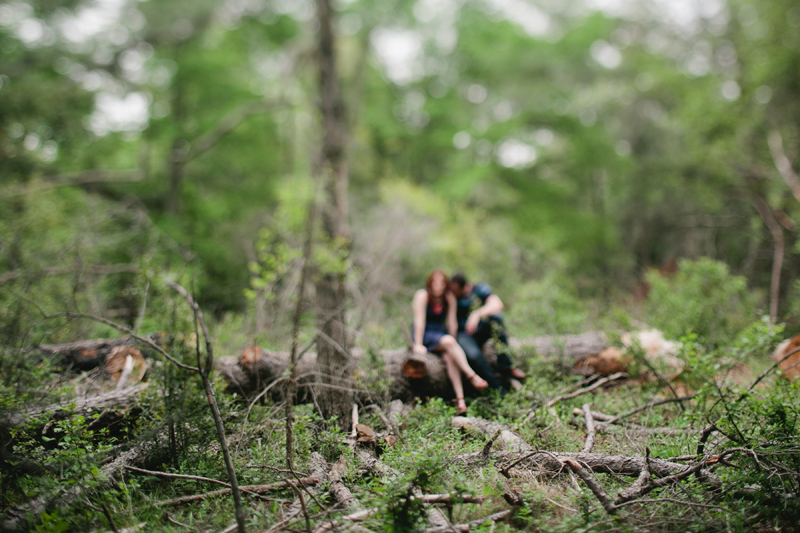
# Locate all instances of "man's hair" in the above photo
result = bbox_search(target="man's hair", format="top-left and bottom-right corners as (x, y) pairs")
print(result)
(451, 272), (468, 289)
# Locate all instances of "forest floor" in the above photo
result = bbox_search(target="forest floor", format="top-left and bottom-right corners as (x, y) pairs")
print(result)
(2, 331), (800, 533)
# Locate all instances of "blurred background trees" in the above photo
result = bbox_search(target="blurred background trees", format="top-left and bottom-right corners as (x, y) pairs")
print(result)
(2, 0), (800, 349)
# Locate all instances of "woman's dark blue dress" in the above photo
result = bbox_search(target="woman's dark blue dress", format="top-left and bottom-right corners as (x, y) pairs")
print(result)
(412, 298), (448, 351)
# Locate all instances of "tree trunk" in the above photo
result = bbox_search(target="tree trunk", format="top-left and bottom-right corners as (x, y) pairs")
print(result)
(314, 0), (352, 429)
(753, 194), (784, 323)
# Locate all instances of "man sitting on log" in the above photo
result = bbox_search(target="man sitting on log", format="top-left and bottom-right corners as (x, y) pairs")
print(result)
(450, 273), (526, 394)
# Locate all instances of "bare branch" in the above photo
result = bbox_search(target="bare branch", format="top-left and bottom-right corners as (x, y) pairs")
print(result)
(482, 429), (502, 459)
(582, 404), (597, 453)
(546, 373), (627, 409)
(166, 281), (246, 533)
(744, 345), (800, 395)
(563, 458), (620, 516)
(768, 129), (800, 204)
(598, 396), (695, 429)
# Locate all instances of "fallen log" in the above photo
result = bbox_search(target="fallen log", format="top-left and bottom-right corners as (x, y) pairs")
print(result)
(511, 332), (607, 364)
(452, 416), (720, 482)
(38, 331), (612, 403)
(217, 333), (609, 402)
(39, 337), (137, 372)
(2, 383), (146, 424)
(217, 346), (457, 403)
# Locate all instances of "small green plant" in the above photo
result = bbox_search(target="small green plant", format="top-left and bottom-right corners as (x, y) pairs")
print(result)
(645, 258), (755, 347)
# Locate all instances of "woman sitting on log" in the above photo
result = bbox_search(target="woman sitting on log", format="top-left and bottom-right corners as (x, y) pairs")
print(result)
(412, 270), (488, 414)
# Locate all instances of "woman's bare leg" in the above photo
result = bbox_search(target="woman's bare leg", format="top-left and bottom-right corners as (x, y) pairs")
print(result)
(437, 336), (487, 390)
(441, 351), (465, 402)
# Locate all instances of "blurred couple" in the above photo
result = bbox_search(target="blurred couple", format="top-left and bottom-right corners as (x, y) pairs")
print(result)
(411, 270), (526, 415)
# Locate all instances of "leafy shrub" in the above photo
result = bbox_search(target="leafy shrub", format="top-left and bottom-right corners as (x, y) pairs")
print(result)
(645, 257), (755, 346)
(508, 275), (589, 336)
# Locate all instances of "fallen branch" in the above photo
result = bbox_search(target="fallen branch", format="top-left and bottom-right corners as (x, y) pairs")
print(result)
(520, 372), (627, 426)
(614, 449), (652, 504)
(418, 494), (487, 505)
(582, 404), (597, 453)
(614, 459), (708, 505)
(482, 429), (503, 459)
(125, 465), (233, 488)
(154, 477), (319, 507)
(287, 454), (329, 521)
(312, 508), (377, 533)
(500, 450), (565, 478)
(547, 373), (627, 408)
(598, 396), (695, 429)
(452, 416), (713, 480)
(2, 430), (166, 532)
(428, 510), (512, 533)
(2, 383), (147, 429)
(563, 458), (619, 517)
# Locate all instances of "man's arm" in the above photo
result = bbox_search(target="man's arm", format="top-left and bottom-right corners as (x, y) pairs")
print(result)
(465, 294), (504, 335)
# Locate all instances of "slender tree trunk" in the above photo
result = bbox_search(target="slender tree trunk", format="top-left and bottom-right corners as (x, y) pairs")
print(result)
(753, 195), (784, 323)
(167, 141), (184, 215)
(286, 202), (315, 469)
(314, 0), (353, 429)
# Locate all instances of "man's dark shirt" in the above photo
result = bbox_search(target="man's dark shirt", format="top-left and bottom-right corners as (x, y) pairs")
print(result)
(455, 282), (493, 333)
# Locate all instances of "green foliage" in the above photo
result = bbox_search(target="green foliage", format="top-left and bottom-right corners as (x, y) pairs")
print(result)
(645, 258), (756, 346)
(509, 275), (590, 336)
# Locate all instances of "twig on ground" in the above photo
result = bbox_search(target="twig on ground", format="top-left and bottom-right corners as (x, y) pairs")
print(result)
(573, 407), (614, 421)
(614, 448), (652, 505)
(547, 373), (627, 408)
(500, 450), (565, 478)
(614, 459), (709, 505)
(582, 404), (596, 453)
(418, 494), (487, 504)
(521, 373), (626, 426)
(744, 345), (800, 395)
(153, 478), (318, 507)
(244, 465), (310, 477)
(430, 510), (512, 533)
(613, 498), (728, 512)
(165, 514), (191, 528)
(482, 429), (503, 459)
(285, 479), (312, 533)
(598, 396), (695, 428)
(125, 466), (232, 488)
(545, 497), (578, 513)
(563, 458), (620, 516)
(312, 508), (377, 533)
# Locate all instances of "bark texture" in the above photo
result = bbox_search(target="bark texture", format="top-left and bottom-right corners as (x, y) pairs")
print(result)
(314, 0), (353, 429)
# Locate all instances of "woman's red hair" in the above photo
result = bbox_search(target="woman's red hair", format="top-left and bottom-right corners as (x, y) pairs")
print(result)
(425, 270), (450, 301)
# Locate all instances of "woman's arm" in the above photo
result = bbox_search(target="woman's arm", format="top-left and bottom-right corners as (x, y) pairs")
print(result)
(412, 289), (428, 354)
(446, 292), (458, 337)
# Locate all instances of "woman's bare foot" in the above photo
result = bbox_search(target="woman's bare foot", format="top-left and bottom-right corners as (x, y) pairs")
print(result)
(467, 372), (488, 390)
(455, 397), (467, 416)
(509, 368), (526, 380)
